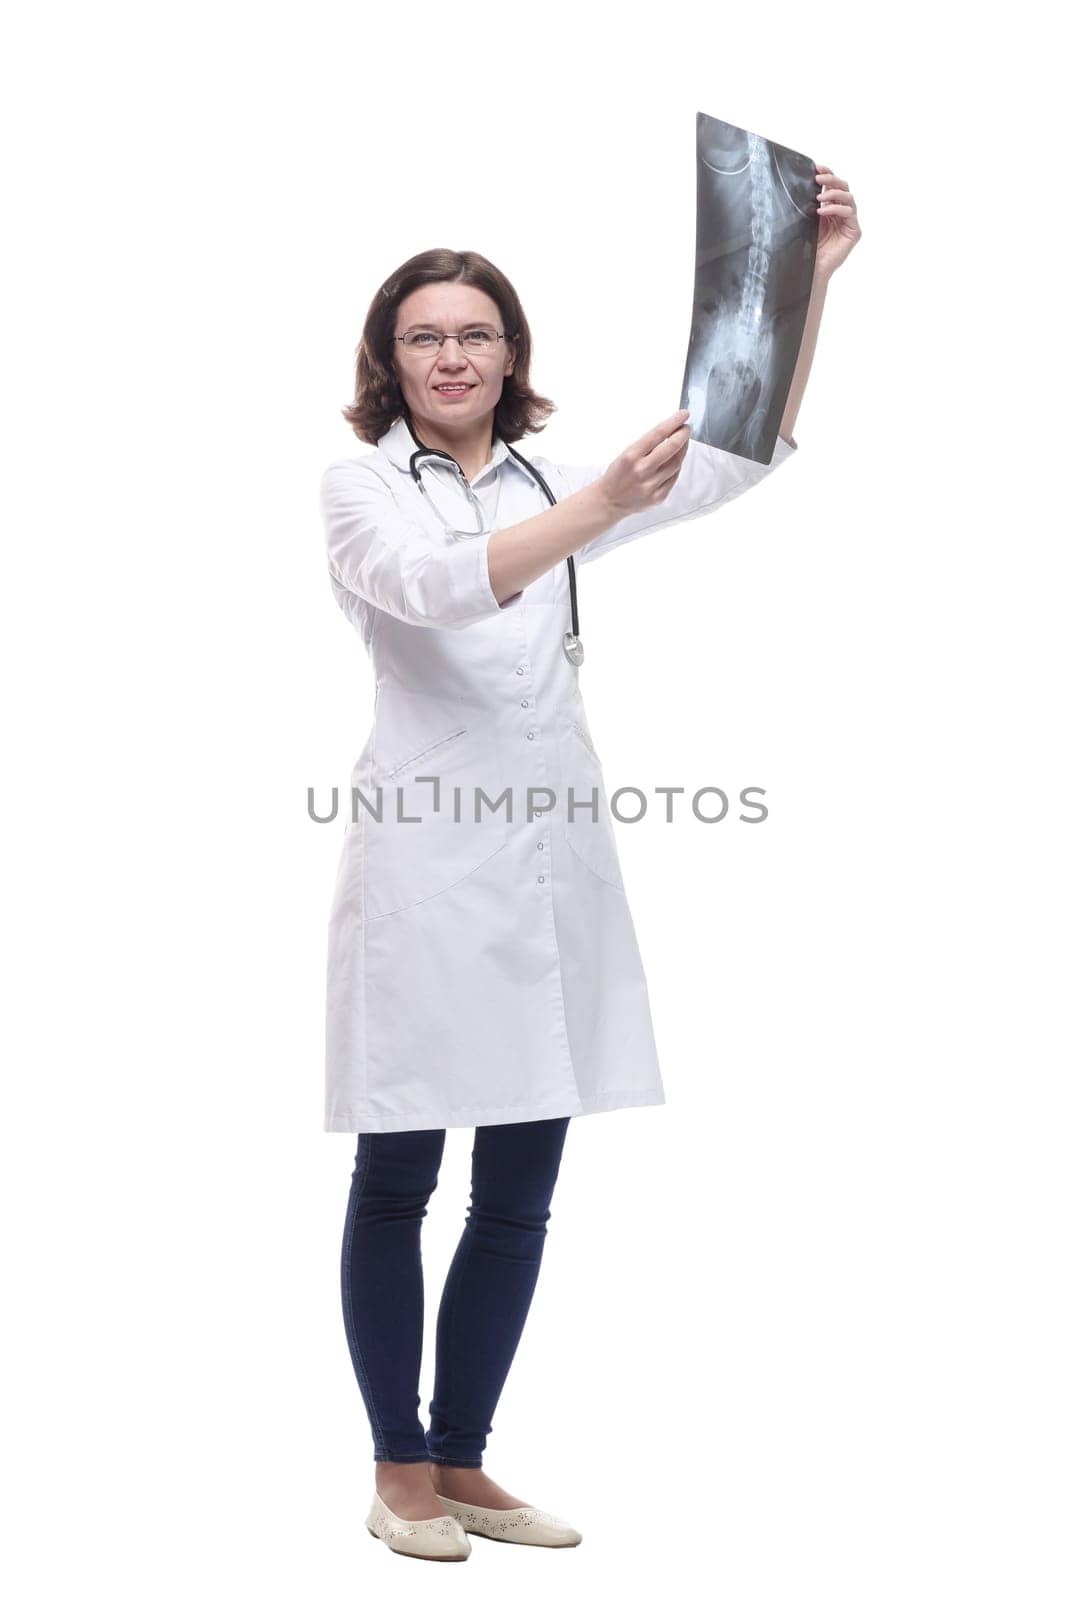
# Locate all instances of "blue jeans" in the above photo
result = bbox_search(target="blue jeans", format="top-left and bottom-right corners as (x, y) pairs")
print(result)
(340, 1116), (571, 1465)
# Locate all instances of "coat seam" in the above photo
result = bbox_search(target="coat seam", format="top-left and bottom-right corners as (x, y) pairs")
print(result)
(562, 830), (626, 892)
(364, 834), (511, 921)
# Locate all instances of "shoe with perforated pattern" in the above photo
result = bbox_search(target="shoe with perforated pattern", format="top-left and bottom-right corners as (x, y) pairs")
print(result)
(433, 1493), (582, 1547)
(365, 1490), (472, 1560)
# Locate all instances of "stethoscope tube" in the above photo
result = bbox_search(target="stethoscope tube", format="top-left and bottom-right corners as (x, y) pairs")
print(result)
(407, 431), (584, 667)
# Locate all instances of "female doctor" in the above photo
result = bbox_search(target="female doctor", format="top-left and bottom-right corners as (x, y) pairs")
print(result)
(321, 170), (860, 1560)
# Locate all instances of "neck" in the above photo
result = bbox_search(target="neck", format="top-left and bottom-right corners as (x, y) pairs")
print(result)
(405, 408), (494, 481)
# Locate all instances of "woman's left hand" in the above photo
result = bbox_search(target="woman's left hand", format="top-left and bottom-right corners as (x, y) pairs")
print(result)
(813, 164), (861, 280)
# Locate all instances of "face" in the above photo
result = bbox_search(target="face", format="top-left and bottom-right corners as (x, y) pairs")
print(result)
(391, 282), (515, 436)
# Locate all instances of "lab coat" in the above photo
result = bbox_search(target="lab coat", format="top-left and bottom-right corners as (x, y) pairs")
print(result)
(320, 412), (797, 1133)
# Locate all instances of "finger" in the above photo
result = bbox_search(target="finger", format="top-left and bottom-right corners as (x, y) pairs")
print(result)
(817, 175), (848, 193)
(648, 426), (690, 475)
(652, 422), (690, 461)
(816, 204), (852, 216)
(649, 453), (687, 496)
(817, 190), (853, 208)
(634, 409), (690, 455)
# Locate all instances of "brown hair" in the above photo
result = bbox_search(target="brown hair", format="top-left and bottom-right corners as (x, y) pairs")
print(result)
(340, 248), (557, 446)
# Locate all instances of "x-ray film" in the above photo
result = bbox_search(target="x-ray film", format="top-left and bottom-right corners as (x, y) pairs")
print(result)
(681, 111), (819, 464)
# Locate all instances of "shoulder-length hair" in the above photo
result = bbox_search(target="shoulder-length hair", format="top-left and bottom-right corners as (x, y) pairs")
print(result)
(341, 248), (557, 446)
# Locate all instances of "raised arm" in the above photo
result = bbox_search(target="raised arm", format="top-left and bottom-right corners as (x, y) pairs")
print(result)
(323, 414), (792, 627)
(549, 428), (798, 567)
(321, 455), (627, 624)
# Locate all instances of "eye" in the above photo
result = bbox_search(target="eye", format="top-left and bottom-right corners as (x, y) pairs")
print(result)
(464, 329), (495, 348)
(408, 331), (439, 348)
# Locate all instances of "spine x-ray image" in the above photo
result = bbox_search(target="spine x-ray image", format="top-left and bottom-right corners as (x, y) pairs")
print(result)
(681, 111), (819, 464)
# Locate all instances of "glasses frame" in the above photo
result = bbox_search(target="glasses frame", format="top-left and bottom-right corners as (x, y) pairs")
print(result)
(393, 327), (514, 356)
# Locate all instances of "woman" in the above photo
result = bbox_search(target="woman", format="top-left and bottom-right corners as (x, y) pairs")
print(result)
(320, 168), (860, 1561)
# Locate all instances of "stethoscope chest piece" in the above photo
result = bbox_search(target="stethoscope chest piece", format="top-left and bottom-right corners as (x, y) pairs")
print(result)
(563, 631), (585, 667)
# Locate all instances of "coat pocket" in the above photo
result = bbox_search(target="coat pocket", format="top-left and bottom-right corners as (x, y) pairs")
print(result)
(562, 718), (626, 891)
(363, 719), (510, 919)
(381, 727), (470, 781)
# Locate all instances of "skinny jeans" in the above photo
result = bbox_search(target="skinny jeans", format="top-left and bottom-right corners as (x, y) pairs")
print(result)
(340, 1116), (571, 1465)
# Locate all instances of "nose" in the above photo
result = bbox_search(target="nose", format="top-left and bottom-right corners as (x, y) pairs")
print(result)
(434, 336), (471, 373)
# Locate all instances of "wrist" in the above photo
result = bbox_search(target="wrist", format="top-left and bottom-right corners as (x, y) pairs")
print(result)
(582, 476), (622, 532)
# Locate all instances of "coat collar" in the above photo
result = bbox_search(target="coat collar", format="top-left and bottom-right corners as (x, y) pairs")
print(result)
(376, 411), (539, 491)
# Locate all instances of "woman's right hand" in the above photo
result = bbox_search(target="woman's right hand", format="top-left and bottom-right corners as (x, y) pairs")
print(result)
(595, 409), (691, 520)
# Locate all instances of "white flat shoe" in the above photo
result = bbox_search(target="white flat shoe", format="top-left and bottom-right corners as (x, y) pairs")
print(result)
(365, 1489), (472, 1561)
(434, 1493), (582, 1548)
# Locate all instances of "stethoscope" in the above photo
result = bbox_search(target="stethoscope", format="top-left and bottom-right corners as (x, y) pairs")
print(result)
(407, 423), (584, 667)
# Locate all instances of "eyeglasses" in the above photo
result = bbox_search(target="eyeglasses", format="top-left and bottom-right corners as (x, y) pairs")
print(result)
(393, 327), (511, 356)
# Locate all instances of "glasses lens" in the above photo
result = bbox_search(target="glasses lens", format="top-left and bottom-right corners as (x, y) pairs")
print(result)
(403, 331), (441, 352)
(460, 328), (498, 351)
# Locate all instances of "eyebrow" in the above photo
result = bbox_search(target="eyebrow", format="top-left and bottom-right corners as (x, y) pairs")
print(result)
(405, 321), (493, 332)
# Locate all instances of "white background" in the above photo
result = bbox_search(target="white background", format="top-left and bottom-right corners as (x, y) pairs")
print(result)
(4, 2), (1063, 1596)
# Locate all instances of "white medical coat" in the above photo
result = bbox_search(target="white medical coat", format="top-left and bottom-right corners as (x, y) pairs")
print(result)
(320, 412), (797, 1133)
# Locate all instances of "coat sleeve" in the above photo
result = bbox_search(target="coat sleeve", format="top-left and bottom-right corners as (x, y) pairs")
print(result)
(320, 459), (525, 629)
(552, 432), (799, 566)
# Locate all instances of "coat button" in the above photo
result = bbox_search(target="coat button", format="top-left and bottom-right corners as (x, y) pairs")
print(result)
(521, 699), (529, 708)
(537, 841), (544, 850)
(526, 731), (535, 740)
(516, 666), (525, 675)
(533, 809), (542, 817)
(537, 875), (545, 883)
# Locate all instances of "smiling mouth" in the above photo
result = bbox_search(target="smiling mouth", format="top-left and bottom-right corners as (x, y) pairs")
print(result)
(433, 383), (475, 392)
